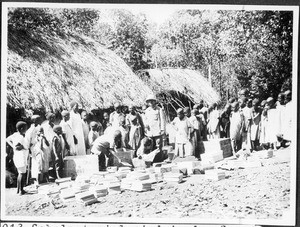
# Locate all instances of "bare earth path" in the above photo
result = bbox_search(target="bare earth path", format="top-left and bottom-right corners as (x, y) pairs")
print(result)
(4, 147), (291, 220)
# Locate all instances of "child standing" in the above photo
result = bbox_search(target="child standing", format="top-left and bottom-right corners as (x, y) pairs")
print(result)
(250, 99), (261, 151)
(259, 100), (269, 149)
(266, 97), (280, 150)
(52, 125), (64, 179)
(171, 108), (193, 158)
(32, 126), (50, 183)
(189, 109), (200, 157)
(128, 115), (142, 156)
(207, 103), (220, 139)
(6, 121), (29, 195)
(230, 102), (244, 153)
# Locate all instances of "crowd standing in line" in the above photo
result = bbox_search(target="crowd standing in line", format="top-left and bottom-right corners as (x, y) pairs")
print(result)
(6, 90), (293, 195)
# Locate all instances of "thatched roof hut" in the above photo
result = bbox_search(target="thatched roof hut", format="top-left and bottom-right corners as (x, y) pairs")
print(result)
(138, 68), (220, 106)
(6, 28), (153, 111)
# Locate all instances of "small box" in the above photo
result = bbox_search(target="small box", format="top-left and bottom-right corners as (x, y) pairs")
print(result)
(171, 167), (188, 176)
(205, 169), (225, 181)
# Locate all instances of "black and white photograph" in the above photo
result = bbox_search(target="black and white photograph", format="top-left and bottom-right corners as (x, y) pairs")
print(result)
(1, 2), (298, 226)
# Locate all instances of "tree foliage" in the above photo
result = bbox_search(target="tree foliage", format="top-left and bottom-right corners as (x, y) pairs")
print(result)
(7, 8), (293, 103)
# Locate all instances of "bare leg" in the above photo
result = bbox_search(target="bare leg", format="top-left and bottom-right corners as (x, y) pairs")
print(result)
(17, 173), (22, 194)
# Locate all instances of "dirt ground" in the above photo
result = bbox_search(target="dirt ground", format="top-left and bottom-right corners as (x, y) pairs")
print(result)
(4, 147), (292, 221)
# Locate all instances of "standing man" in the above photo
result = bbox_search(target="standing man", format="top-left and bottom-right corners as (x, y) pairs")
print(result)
(69, 101), (86, 155)
(81, 110), (90, 153)
(109, 102), (125, 129)
(60, 110), (77, 156)
(144, 95), (166, 162)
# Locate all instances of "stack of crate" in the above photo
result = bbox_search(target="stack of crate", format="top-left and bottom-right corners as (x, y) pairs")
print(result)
(200, 138), (233, 164)
(63, 155), (99, 179)
(202, 138), (233, 158)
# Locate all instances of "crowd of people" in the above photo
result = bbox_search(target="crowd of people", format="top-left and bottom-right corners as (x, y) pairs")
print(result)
(6, 89), (293, 195)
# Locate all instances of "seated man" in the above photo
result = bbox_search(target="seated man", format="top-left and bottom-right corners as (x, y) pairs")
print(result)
(91, 130), (122, 170)
(132, 137), (160, 168)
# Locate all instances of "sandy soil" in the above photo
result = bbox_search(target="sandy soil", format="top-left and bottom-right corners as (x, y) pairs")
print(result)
(4, 147), (292, 220)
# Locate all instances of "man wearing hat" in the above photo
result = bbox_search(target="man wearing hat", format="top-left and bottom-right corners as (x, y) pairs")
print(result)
(144, 94), (166, 162)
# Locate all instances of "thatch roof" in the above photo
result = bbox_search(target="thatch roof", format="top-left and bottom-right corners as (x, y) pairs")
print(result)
(7, 28), (153, 110)
(138, 68), (220, 105)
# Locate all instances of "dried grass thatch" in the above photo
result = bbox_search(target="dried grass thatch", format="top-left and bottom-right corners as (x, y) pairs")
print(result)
(7, 29), (153, 110)
(138, 68), (220, 105)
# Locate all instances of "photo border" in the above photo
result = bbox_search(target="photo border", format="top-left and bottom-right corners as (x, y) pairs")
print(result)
(1, 2), (299, 226)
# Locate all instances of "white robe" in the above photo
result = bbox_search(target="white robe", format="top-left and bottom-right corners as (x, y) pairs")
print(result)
(69, 111), (86, 155)
(7, 132), (29, 173)
(282, 101), (293, 141)
(60, 120), (77, 156)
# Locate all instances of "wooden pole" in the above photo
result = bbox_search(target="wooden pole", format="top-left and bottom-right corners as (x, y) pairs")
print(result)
(208, 64), (212, 86)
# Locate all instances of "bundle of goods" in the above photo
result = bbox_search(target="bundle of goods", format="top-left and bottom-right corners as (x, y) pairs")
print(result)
(90, 185), (108, 198)
(130, 180), (152, 192)
(55, 177), (72, 184)
(89, 172), (108, 184)
(201, 138), (233, 158)
(116, 167), (132, 179)
(171, 167), (188, 176)
(163, 173), (184, 183)
(145, 168), (163, 183)
(100, 174), (119, 182)
(204, 169), (225, 181)
(37, 182), (60, 195)
(175, 161), (201, 175)
(63, 155), (99, 179)
(107, 166), (118, 173)
(192, 163), (215, 174)
(72, 182), (90, 194)
(60, 188), (75, 202)
(108, 181), (122, 194)
(153, 163), (173, 174)
(200, 151), (224, 164)
(23, 184), (38, 194)
(148, 172), (163, 183)
(75, 175), (91, 184)
(118, 166), (132, 172)
(121, 178), (135, 190)
(126, 171), (150, 181)
(113, 149), (134, 166)
(75, 191), (98, 206)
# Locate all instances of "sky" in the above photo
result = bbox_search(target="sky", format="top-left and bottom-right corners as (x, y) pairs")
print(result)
(127, 5), (181, 24)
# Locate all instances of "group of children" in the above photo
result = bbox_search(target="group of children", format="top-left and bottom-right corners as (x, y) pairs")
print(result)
(169, 90), (293, 159)
(6, 90), (293, 194)
(6, 98), (166, 194)
(206, 90), (293, 153)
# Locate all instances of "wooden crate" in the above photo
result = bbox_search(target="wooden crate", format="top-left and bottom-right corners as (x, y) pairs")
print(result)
(113, 149), (134, 166)
(63, 155), (99, 179)
(202, 138), (233, 158)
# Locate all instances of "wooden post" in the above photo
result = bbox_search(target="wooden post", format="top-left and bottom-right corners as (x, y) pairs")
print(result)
(208, 65), (212, 86)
